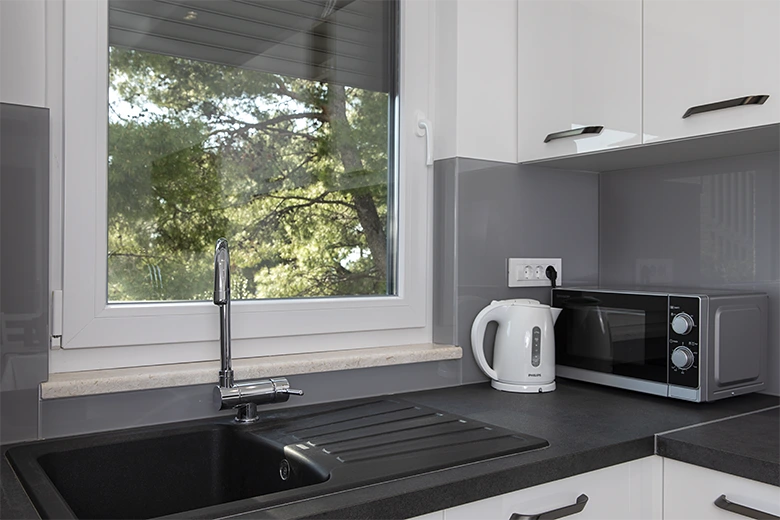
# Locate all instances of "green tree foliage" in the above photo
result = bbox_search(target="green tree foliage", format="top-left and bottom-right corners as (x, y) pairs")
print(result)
(107, 47), (391, 302)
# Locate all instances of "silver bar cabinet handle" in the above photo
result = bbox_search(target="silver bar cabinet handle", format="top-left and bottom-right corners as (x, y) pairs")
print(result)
(682, 95), (770, 119)
(544, 127), (603, 143)
(509, 494), (589, 520)
(714, 495), (780, 520)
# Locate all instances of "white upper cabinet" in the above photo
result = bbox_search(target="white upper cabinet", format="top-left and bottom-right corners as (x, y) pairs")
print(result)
(517, 0), (642, 162)
(643, 0), (780, 143)
(435, 0), (519, 163)
(0, 0), (47, 107)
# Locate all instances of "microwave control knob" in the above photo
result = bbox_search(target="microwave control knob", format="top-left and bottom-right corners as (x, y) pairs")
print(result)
(671, 346), (695, 370)
(671, 313), (695, 335)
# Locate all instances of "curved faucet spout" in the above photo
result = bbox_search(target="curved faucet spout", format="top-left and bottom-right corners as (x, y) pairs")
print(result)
(213, 238), (233, 388)
(211, 238), (303, 422)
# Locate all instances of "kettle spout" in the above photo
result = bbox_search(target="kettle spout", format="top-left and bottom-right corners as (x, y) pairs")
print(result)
(551, 307), (563, 324)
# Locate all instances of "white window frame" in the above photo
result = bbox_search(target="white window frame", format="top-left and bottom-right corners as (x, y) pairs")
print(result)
(51, 0), (434, 372)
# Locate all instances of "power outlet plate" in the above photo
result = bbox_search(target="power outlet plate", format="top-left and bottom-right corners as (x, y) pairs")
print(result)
(507, 258), (562, 287)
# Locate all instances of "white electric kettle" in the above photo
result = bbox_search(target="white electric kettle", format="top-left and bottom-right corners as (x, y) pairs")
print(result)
(471, 299), (562, 393)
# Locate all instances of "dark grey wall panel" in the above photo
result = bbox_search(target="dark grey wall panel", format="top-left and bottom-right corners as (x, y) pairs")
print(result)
(433, 158), (600, 385)
(0, 103), (50, 443)
(600, 151), (780, 396)
(432, 158), (458, 346)
(41, 359), (461, 438)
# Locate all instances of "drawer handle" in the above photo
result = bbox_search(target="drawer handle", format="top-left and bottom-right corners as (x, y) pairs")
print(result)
(682, 95), (770, 119)
(544, 127), (603, 143)
(509, 493), (589, 520)
(714, 494), (780, 520)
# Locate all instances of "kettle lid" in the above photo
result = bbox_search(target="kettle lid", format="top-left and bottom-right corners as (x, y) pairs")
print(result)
(491, 298), (549, 308)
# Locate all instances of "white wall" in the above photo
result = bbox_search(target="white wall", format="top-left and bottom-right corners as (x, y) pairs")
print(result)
(434, 0), (518, 163)
(0, 0), (47, 107)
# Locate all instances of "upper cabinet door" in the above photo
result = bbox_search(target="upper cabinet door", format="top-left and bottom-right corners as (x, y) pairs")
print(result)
(517, 0), (642, 163)
(644, 0), (780, 143)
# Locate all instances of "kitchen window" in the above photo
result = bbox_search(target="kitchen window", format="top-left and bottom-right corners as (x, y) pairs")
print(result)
(53, 0), (432, 371)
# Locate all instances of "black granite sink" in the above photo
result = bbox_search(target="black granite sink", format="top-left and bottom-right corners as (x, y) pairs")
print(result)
(8, 424), (329, 519)
(6, 399), (548, 519)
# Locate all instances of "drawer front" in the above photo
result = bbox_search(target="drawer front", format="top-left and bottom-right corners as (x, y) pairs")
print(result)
(445, 461), (636, 520)
(664, 459), (780, 520)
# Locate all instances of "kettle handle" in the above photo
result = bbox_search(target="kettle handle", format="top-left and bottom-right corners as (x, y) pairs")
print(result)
(470, 302), (505, 380)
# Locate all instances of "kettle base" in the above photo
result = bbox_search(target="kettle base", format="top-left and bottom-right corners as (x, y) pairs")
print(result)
(491, 380), (556, 393)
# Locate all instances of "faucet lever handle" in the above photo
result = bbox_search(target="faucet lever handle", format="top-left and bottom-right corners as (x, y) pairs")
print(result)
(283, 388), (304, 396)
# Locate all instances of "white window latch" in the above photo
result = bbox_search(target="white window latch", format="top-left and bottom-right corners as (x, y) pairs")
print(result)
(415, 111), (433, 167)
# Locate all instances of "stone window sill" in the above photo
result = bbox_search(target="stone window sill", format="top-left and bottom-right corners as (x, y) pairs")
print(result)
(41, 343), (462, 399)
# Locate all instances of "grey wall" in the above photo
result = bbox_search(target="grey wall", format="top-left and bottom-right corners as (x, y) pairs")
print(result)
(599, 151), (780, 395)
(0, 103), (50, 443)
(433, 158), (600, 384)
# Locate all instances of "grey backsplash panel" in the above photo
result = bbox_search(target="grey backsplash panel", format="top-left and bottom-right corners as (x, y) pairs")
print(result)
(432, 158), (458, 346)
(434, 158), (600, 385)
(600, 151), (780, 395)
(0, 103), (50, 444)
(40, 359), (461, 438)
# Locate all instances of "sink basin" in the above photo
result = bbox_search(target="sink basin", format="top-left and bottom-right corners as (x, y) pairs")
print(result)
(7, 424), (328, 519)
(7, 399), (548, 519)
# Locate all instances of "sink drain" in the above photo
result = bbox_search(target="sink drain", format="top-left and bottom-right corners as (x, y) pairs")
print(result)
(279, 459), (291, 481)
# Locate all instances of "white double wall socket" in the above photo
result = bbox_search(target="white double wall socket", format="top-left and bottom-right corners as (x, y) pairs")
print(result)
(507, 258), (562, 287)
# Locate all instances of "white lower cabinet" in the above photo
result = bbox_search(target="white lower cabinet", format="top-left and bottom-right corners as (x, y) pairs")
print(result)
(443, 457), (661, 520)
(411, 457), (780, 520)
(664, 459), (780, 520)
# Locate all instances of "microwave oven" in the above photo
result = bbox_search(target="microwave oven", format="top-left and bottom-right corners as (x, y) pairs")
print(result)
(551, 287), (768, 402)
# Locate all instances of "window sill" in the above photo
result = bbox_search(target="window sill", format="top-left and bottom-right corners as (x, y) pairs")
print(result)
(40, 343), (461, 399)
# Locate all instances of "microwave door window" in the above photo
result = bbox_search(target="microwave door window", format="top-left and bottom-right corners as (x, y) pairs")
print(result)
(557, 302), (615, 373)
(572, 306), (612, 361)
(606, 309), (653, 376)
(556, 294), (668, 383)
(614, 317), (666, 381)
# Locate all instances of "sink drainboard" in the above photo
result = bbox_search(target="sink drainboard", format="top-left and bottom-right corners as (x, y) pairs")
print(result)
(6, 398), (548, 519)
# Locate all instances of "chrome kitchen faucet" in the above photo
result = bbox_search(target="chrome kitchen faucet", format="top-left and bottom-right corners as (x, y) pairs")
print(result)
(212, 238), (303, 423)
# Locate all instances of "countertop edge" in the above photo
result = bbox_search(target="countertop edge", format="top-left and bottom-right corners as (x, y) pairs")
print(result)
(235, 438), (658, 520)
(657, 437), (780, 487)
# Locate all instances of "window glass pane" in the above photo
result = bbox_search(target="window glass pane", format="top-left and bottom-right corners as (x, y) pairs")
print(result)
(107, 0), (397, 302)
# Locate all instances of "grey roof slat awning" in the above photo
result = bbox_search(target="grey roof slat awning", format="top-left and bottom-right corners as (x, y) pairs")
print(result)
(108, 0), (395, 92)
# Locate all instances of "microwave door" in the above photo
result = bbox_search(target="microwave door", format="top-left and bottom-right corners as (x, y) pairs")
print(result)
(556, 293), (668, 383)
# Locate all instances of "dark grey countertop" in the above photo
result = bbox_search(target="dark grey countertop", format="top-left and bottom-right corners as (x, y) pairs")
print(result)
(657, 407), (780, 486)
(2, 380), (778, 520)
